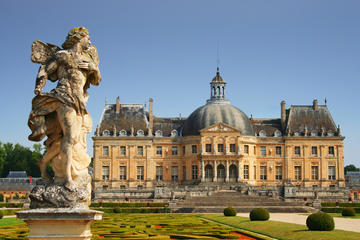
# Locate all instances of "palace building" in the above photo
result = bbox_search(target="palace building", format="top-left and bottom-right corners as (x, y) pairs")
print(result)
(92, 69), (345, 194)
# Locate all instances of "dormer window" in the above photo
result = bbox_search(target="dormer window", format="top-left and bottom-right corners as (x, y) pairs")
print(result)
(119, 129), (127, 136)
(259, 130), (266, 137)
(310, 131), (317, 137)
(102, 130), (110, 136)
(327, 131), (334, 137)
(293, 132), (299, 136)
(137, 129), (144, 137)
(170, 130), (178, 137)
(155, 130), (162, 137)
(274, 130), (282, 137)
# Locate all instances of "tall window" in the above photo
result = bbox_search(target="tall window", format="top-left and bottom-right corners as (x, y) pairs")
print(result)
(218, 144), (224, 153)
(120, 146), (126, 155)
(276, 146), (281, 155)
(254, 166), (256, 179)
(294, 146), (301, 155)
(260, 166), (267, 180)
(103, 146), (109, 156)
(192, 145), (197, 154)
(156, 146), (162, 155)
(243, 165), (249, 179)
(294, 166), (302, 180)
(260, 146), (266, 156)
(328, 166), (336, 180)
(275, 166), (282, 180)
(102, 166), (109, 180)
(183, 166), (186, 180)
(192, 165), (198, 179)
(172, 146), (178, 155)
(183, 146), (185, 156)
(171, 166), (178, 181)
(137, 146), (143, 156)
(156, 166), (163, 181)
(312, 146), (318, 156)
(137, 166), (144, 180)
(119, 166), (126, 180)
(312, 166), (319, 180)
(230, 144), (236, 153)
(206, 144), (212, 153)
(244, 145), (249, 154)
(328, 146), (335, 155)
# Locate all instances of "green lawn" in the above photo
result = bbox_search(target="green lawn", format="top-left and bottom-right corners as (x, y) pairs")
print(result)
(1, 213), (360, 240)
(329, 213), (360, 219)
(202, 215), (360, 240)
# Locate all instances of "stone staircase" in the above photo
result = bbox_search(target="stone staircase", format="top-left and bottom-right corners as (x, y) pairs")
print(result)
(171, 190), (315, 213)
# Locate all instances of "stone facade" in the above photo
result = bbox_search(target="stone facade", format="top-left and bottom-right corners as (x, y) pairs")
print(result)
(92, 69), (345, 195)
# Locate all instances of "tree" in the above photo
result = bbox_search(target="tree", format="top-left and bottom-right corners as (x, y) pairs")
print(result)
(0, 142), (5, 177)
(344, 164), (360, 174)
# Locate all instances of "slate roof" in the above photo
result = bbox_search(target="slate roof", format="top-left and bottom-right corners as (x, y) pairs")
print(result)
(7, 171), (27, 178)
(96, 104), (185, 137)
(285, 105), (338, 136)
(251, 118), (283, 137)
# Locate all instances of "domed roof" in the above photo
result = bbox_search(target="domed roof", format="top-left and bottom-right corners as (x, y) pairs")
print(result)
(182, 103), (255, 136)
(211, 70), (225, 83)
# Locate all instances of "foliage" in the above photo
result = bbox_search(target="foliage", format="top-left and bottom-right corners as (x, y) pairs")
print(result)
(223, 207), (237, 216)
(0, 141), (43, 177)
(342, 207), (356, 216)
(321, 202), (360, 207)
(306, 212), (334, 231)
(249, 208), (270, 221)
(90, 202), (167, 208)
(111, 207), (170, 213)
(344, 164), (360, 174)
(0, 212), (3, 219)
(321, 207), (360, 213)
(0, 203), (24, 208)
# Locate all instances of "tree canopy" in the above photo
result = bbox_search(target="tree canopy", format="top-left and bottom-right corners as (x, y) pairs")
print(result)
(0, 141), (43, 177)
(345, 164), (360, 174)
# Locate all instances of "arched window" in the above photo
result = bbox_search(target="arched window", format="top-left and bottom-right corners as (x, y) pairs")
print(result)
(102, 130), (110, 136)
(170, 129), (178, 137)
(155, 130), (162, 137)
(205, 164), (213, 179)
(310, 131), (317, 137)
(119, 129), (127, 136)
(217, 164), (226, 178)
(274, 130), (282, 137)
(136, 129), (144, 136)
(259, 130), (267, 137)
(229, 164), (237, 179)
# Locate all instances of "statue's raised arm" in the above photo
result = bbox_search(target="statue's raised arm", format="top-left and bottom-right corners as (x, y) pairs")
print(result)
(28, 27), (101, 209)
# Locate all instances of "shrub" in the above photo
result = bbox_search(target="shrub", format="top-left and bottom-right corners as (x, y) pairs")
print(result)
(223, 207), (237, 216)
(113, 207), (122, 213)
(306, 212), (334, 231)
(342, 207), (356, 216)
(0, 211), (3, 219)
(249, 208), (270, 221)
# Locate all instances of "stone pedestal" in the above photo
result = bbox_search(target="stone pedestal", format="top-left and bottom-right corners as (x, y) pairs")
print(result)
(16, 208), (102, 240)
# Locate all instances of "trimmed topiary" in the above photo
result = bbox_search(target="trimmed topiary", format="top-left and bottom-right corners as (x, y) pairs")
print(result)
(223, 207), (237, 216)
(249, 208), (270, 221)
(113, 207), (122, 213)
(342, 207), (356, 216)
(306, 211), (334, 231)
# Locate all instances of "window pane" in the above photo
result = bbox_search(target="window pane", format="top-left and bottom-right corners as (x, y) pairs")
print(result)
(276, 146), (281, 155)
(156, 166), (163, 181)
(328, 166), (336, 180)
(312, 166), (319, 180)
(260, 166), (267, 180)
(102, 166), (109, 180)
(172, 146), (178, 155)
(329, 146), (334, 155)
(230, 144), (236, 152)
(312, 146), (317, 156)
(218, 144), (224, 152)
(120, 166), (126, 180)
(243, 165), (249, 179)
(192, 145), (197, 154)
(103, 146), (109, 156)
(295, 146), (300, 155)
(137, 146), (143, 155)
(206, 144), (212, 152)
(137, 166), (144, 180)
(244, 145), (249, 154)
(276, 166), (282, 180)
(156, 146), (162, 155)
(120, 146), (126, 155)
(171, 166), (178, 181)
(192, 165), (198, 179)
(294, 166), (301, 180)
(260, 146), (266, 156)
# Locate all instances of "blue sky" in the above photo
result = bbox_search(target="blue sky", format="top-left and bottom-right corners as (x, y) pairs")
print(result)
(0, 0), (359, 166)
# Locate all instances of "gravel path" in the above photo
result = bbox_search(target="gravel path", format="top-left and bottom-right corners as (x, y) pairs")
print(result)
(237, 213), (360, 233)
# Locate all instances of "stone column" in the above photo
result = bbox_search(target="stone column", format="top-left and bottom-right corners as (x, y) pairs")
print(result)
(320, 145), (327, 186)
(237, 160), (241, 182)
(201, 160), (205, 182)
(226, 160), (229, 182)
(213, 160), (217, 182)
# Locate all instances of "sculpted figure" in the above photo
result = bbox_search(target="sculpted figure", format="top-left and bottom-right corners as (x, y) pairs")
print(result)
(28, 27), (101, 207)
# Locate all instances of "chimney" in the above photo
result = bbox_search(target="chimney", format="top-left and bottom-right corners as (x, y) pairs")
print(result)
(281, 100), (286, 129)
(116, 96), (120, 114)
(313, 99), (318, 111)
(149, 98), (153, 131)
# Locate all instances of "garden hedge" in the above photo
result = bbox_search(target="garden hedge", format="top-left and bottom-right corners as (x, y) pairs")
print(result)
(112, 207), (170, 213)
(90, 202), (166, 208)
(249, 208), (270, 221)
(306, 212), (334, 231)
(321, 202), (360, 208)
(223, 207), (237, 216)
(0, 203), (23, 208)
(321, 207), (360, 213)
(342, 207), (356, 216)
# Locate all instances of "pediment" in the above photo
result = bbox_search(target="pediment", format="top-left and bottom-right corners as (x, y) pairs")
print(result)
(200, 122), (240, 133)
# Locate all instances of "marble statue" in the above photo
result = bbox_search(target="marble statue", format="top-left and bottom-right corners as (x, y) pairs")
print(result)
(27, 27), (101, 208)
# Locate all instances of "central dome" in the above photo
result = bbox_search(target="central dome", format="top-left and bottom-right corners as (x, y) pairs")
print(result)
(182, 103), (255, 136)
(182, 68), (254, 136)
